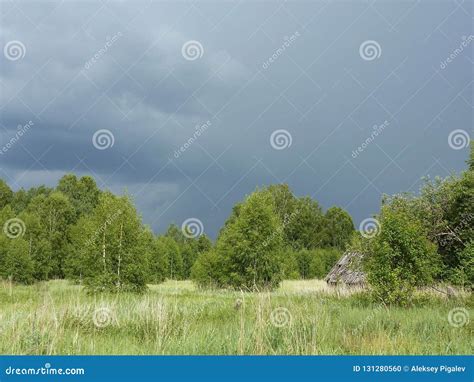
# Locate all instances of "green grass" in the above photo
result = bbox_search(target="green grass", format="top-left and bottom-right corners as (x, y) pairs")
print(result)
(0, 279), (471, 355)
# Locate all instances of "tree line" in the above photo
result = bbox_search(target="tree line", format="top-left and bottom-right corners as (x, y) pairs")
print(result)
(0, 145), (471, 304)
(0, 177), (352, 291)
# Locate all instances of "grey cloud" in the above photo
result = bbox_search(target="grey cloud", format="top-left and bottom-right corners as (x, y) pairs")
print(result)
(0, 0), (472, 237)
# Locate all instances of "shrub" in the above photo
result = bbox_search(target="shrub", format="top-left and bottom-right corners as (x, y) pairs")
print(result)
(213, 189), (284, 290)
(364, 207), (441, 305)
(191, 250), (222, 288)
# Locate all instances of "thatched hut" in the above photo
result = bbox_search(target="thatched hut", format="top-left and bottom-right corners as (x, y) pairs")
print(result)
(325, 251), (366, 287)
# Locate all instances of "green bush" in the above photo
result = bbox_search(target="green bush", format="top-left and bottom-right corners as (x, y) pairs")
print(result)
(212, 189), (285, 290)
(364, 207), (441, 305)
(191, 250), (222, 288)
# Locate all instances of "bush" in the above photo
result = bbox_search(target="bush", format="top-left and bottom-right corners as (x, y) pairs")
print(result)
(449, 242), (474, 288)
(191, 250), (222, 288)
(211, 189), (284, 290)
(364, 207), (441, 305)
(0, 237), (34, 284)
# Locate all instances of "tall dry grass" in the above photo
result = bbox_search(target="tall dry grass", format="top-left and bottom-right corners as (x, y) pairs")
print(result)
(0, 279), (471, 355)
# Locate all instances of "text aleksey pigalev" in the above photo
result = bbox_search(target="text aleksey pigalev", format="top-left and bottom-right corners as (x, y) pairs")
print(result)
(410, 365), (466, 374)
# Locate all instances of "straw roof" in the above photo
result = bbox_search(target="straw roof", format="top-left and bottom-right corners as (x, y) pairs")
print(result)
(325, 251), (366, 286)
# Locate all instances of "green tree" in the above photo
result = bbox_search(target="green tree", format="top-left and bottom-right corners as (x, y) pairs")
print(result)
(70, 192), (148, 292)
(57, 174), (100, 220)
(182, 234), (212, 278)
(0, 179), (13, 209)
(165, 224), (186, 244)
(20, 211), (53, 280)
(149, 235), (183, 281)
(215, 189), (284, 290)
(27, 192), (74, 278)
(452, 242), (473, 287)
(294, 248), (341, 279)
(11, 186), (53, 213)
(364, 207), (440, 305)
(322, 207), (354, 249)
(0, 238), (34, 284)
(0, 206), (34, 283)
(191, 249), (223, 288)
(286, 196), (325, 249)
(468, 142), (474, 171)
(279, 248), (299, 279)
(295, 249), (313, 279)
(309, 253), (326, 279)
(383, 169), (473, 284)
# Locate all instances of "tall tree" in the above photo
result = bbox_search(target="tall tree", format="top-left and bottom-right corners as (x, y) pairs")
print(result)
(364, 207), (440, 305)
(215, 189), (284, 290)
(0, 179), (13, 209)
(286, 196), (325, 249)
(57, 174), (101, 220)
(322, 206), (354, 249)
(27, 192), (74, 278)
(70, 192), (148, 292)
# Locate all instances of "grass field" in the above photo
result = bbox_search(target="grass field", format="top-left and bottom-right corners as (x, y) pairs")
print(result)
(0, 279), (471, 355)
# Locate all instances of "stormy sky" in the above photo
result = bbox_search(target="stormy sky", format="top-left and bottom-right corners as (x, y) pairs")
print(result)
(0, 0), (472, 238)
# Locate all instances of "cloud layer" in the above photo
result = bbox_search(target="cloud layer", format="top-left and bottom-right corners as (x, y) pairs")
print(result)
(1, 0), (472, 237)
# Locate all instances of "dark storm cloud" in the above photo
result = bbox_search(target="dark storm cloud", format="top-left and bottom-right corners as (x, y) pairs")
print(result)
(0, 0), (472, 237)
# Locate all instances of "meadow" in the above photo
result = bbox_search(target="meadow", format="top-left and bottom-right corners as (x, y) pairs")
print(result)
(0, 279), (471, 355)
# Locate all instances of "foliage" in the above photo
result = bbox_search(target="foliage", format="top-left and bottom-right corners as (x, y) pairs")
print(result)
(364, 207), (441, 305)
(214, 189), (284, 290)
(190, 249), (223, 288)
(285, 196), (325, 249)
(27, 191), (74, 278)
(0, 145), (471, 296)
(293, 248), (341, 279)
(69, 192), (148, 293)
(381, 167), (473, 285)
(57, 174), (101, 220)
(0, 179), (13, 209)
(321, 207), (354, 249)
